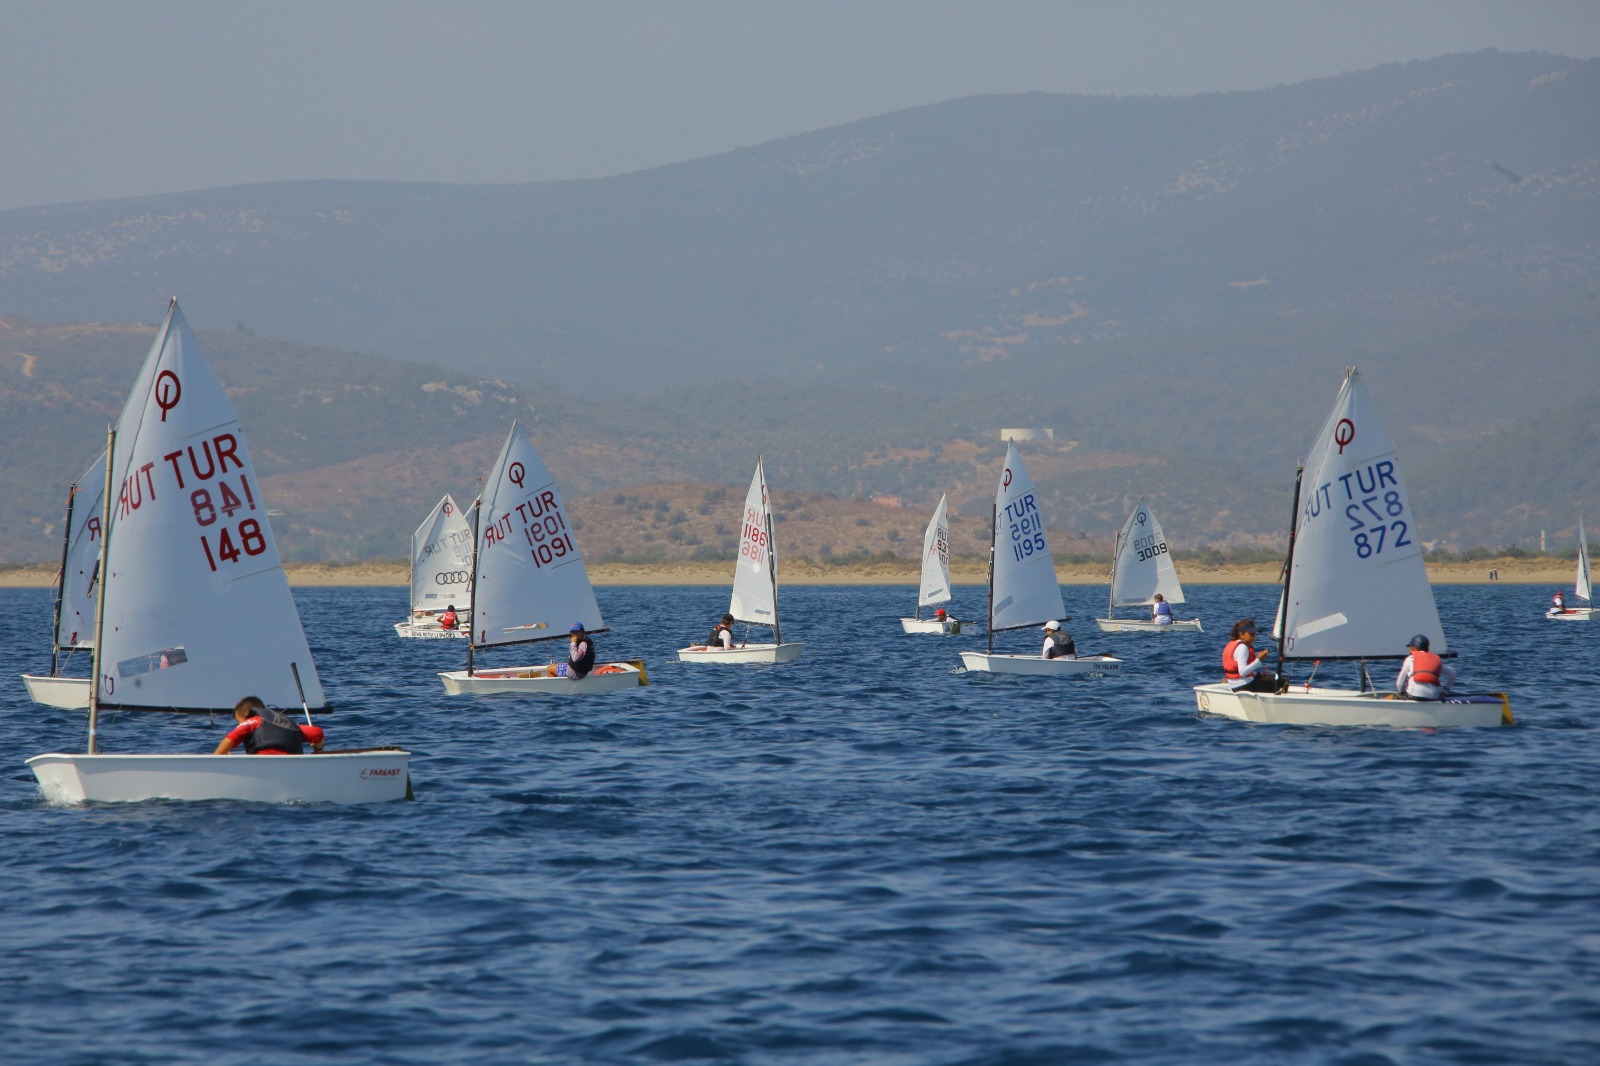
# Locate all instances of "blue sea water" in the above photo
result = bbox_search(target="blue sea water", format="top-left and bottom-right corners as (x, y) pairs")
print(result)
(1, 582), (1597, 1065)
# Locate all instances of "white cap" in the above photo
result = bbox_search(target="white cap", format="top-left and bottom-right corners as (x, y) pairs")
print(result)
(1042, 620), (1060, 631)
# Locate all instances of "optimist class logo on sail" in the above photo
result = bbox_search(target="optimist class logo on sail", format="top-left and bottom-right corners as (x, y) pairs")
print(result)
(1299, 416), (1416, 560)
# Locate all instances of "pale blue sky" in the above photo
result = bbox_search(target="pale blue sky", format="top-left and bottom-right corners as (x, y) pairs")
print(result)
(3, 0), (1597, 212)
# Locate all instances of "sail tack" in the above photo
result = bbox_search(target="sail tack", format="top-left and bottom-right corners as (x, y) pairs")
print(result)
(469, 422), (602, 649)
(96, 301), (325, 710)
(1280, 368), (1445, 660)
(989, 441), (1066, 634)
(1109, 498), (1185, 608)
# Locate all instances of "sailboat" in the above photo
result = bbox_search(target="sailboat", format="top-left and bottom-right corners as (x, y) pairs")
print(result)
(1094, 499), (1203, 634)
(1546, 517), (1595, 621)
(900, 494), (962, 634)
(393, 493), (474, 638)
(27, 299), (411, 804)
(959, 441), (1121, 676)
(1193, 367), (1513, 728)
(678, 458), (803, 663)
(438, 421), (645, 694)
(20, 450), (106, 709)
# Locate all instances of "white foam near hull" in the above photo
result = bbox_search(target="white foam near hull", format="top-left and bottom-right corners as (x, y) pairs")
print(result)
(1094, 617), (1204, 634)
(959, 652), (1122, 676)
(900, 618), (963, 635)
(26, 751), (412, 805)
(1546, 608), (1595, 621)
(394, 621), (469, 639)
(677, 643), (804, 664)
(438, 661), (645, 695)
(20, 674), (92, 709)
(1192, 682), (1512, 728)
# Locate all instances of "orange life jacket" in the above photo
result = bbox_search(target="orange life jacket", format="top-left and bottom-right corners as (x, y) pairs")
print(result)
(1223, 639), (1249, 680)
(1408, 650), (1442, 686)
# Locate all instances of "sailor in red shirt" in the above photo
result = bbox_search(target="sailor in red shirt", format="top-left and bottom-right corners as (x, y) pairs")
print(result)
(213, 695), (325, 755)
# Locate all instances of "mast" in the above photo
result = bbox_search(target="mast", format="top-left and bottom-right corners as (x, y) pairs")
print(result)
(47, 481), (78, 677)
(86, 427), (115, 756)
(1105, 523), (1121, 621)
(1273, 464), (1305, 677)
(464, 496), (482, 677)
(984, 496), (997, 655)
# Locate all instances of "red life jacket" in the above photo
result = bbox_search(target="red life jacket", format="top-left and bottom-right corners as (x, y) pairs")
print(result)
(1223, 639), (1248, 680)
(1409, 650), (1442, 686)
(439, 610), (458, 629)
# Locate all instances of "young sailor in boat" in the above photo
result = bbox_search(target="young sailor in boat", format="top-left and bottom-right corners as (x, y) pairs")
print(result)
(1551, 590), (1568, 613)
(438, 604), (459, 630)
(935, 607), (955, 625)
(543, 623), (596, 679)
(1222, 619), (1281, 693)
(1151, 594), (1174, 625)
(213, 696), (325, 755)
(699, 614), (736, 650)
(1041, 620), (1077, 659)
(1395, 633), (1455, 701)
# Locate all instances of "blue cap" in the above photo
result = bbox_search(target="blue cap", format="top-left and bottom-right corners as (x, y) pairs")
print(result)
(570, 622), (586, 632)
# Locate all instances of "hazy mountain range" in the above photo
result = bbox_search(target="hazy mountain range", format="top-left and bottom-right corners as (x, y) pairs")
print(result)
(1, 49), (1596, 565)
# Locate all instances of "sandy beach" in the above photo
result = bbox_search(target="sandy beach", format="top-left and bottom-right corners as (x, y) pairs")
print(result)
(0, 558), (1573, 588)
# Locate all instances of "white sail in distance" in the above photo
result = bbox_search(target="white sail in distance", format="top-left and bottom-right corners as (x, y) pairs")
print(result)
(56, 449), (107, 651)
(918, 494), (954, 609)
(1109, 499), (1186, 607)
(729, 459), (778, 626)
(95, 300), (325, 710)
(1577, 517), (1592, 605)
(469, 421), (602, 649)
(410, 494), (474, 614)
(1280, 367), (1445, 660)
(989, 441), (1066, 633)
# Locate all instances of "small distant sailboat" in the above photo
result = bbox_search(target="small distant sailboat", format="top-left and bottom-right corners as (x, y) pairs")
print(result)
(1094, 499), (1203, 634)
(27, 299), (411, 804)
(20, 451), (106, 709)
(1547, 517), (1594, 621)
(678, 458), (803, 663)
(438, 421), (645, 694)
(393, 494), (474, 638)
(1193, 367), (1512, 728)
(900, 494), (962, 634)
(959, 441), (1121, 676)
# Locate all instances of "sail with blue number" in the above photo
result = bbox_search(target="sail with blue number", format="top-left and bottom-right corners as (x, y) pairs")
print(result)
(989, 440), (1066, 634)
(1278, 367), (1445, 661)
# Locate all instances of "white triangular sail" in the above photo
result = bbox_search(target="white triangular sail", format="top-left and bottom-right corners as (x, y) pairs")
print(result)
(1576, 517), (1592, 605)
(917, 494), (954, 609)
(989, 441), (1066, 633)
(1280, 367), (1445, 660)
(469, 422), (602, 649)
(96, 301), (326, 710)
(1109, 498), (1186, 608)
(409, 494), (474, 615)
(729, 459), (778, 627)
(55, 450), (107, 651)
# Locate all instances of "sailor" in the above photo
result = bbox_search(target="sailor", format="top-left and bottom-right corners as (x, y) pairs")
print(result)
(545, 622), (596, 679)
(1151, 593), (1174, 625)
(1395, 634), (1455, 701)
(213, 695), (324, 755)
(1041, 620), (1076, 659)
(439, 604), (459, 630)
(1552, 590), (1567, 613)
(1222, 619), (1280, 693)
(707, 613), (735, 650)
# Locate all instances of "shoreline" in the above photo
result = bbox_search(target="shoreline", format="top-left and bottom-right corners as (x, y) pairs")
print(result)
(0, 559), (1575, 588)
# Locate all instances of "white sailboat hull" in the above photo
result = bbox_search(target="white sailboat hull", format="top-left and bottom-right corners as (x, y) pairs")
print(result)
(959, 652), (1122, 676)
(1546, 607), (1595, 621)
(20, 674), (92, 709)
(900, 618), (963, 634)
(394, 621), (469, 639)
(1093, 617), (1204, 634)
(26, 751), (412, 805)
(439, 661), (645, 695)
(1192, 682), (1512, 728)
(677, 643), (804, 664)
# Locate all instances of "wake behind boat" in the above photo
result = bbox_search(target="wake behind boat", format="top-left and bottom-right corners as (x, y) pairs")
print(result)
(439, 421), (645, 695)
(1546, 517), (1595, 621)
(20, 451), (106, 710)
(678, 459), (803, 663)
(27, 299), (411, 804)
(1094, 499), (1202, 634)
(959, 441), (1120, 677)
(394, 493), (474, 638)
(900, 494), (962, 634)
(1193, 367), (1511, 728)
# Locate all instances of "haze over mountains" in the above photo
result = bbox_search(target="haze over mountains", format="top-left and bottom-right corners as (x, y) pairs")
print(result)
(1, 50), (1596, 565)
